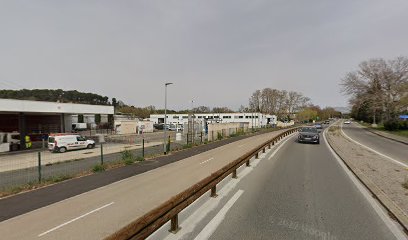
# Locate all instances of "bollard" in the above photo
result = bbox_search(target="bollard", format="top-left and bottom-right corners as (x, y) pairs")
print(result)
(169, 214), (180, 233)
(142, 139), (145, 158)
(100, 143), (104, 165)
(211, 185), (218, 198)
(38, 152), (42, 183)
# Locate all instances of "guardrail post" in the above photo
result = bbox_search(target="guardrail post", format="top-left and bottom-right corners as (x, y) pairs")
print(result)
(100, 143), (104, 165)
(268, 143), (271, 149)
(169, 214), (180, 233)
(38, 152), (42, 183)
(246, 159), (251, 166)
(232, 169), (237, 178)
(262, 148), (266, 153)
(211, 185), (218, 198)
(255, 152), (259, 159)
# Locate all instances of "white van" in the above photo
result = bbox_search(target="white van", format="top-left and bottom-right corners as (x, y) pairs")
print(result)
(48, 134), (95, 153)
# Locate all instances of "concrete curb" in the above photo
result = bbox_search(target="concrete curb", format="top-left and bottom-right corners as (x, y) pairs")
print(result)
(325, 128), (408, 234)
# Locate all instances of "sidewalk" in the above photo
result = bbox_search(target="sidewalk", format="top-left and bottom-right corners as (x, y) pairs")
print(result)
(0, 142), (162, 172)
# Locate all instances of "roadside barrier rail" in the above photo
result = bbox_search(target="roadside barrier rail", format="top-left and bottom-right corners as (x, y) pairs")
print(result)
(105, 127), (298, 240)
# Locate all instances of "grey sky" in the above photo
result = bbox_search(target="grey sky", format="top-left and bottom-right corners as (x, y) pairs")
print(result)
(1, 1), (408, 110)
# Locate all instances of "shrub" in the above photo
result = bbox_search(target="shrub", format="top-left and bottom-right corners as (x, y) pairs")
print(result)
(399, 120), (408, 130)
(384, 120), (400, 131)
(92, 164), (106, 172)
(121, 150), (135, 165)
(217, 132), (223, 140)
(135, 156), (145, 162)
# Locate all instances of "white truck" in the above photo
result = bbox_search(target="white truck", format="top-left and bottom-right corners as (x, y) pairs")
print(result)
(48, 134), (95, 153)
(0, 132), (21, 152)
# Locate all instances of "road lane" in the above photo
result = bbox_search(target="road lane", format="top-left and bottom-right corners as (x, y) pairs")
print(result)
(341, 123), (408, 165)
(0, 129), (287, 240)
(207, 134), (401, 240)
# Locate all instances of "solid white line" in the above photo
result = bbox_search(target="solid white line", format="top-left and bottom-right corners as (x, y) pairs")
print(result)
(200, 157), (214, 165)
(268, 133), (295, 160)
(323, 128), (406, 240)
(193, 190), (244, 240)
(340, 123), (408, 168)
(38, 202), (114, 237)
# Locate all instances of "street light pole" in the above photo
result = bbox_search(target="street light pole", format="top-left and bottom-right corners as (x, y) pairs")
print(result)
(164, 82), (173, 154)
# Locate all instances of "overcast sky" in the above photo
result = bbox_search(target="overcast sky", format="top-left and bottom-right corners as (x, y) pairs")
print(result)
(1, 1), (408, 110)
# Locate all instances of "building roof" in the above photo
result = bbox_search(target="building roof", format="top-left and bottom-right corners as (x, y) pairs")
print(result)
(0, 98), (114, 114)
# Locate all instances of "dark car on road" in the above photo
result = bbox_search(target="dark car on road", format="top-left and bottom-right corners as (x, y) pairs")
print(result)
(298, 126), (320, 144)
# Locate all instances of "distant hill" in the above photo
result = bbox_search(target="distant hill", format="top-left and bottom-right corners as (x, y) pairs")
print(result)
(0, 89), (111, 106)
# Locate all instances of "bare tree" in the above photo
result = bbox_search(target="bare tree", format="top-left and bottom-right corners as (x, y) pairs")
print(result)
(341, 56), (408, 123)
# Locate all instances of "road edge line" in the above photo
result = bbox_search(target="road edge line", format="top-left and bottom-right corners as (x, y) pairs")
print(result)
(324, 126), (408, 238)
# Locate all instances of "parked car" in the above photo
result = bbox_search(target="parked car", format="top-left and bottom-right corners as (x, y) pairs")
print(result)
(48, 134), (95, 153)
(298, 127), (320, 144)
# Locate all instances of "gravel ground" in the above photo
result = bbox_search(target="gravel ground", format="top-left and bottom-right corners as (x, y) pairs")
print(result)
(326, 123), (408, 228)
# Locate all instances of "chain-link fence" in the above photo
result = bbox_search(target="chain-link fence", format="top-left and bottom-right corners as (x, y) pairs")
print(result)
(0, 126), (272, 195)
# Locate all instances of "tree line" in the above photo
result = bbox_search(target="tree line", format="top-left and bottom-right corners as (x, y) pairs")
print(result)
(0, 89), (111, 105)
(341, 56), (408, 130)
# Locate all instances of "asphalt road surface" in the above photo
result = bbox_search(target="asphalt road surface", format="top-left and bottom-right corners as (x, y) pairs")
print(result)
(202, 133), (401, 240)
(341, 122), (408, 166)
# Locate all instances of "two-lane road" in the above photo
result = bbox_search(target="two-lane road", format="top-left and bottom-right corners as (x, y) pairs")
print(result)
(186, 130), (404, 239)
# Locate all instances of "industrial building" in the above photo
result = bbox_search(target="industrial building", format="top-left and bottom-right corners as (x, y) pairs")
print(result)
(149, 112), (277, 128)
(0, 98), (114, 150)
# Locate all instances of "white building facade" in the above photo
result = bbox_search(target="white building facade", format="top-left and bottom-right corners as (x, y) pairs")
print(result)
(149, 112), (277, 128)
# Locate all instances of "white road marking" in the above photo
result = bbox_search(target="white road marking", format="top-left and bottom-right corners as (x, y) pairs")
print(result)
(193, 190), (244, 240)
(323, 128), (406, 240)
(38, 202), (114, 237)
(200, 157), (214, 165)
(340, 123), (408, 168)
(268, 133), (295, 160)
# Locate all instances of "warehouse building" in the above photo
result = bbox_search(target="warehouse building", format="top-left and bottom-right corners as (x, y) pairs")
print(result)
(0, 98), (113, 150)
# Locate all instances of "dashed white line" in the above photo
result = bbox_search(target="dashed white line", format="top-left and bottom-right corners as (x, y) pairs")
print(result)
(38, 202), (114, 237)
(200, 157), (214, 165)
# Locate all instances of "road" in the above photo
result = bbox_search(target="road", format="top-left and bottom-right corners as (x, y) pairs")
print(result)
(200, 132), (401, 240)
(341, 122), (408, 166)
(0, 126), (405, 240)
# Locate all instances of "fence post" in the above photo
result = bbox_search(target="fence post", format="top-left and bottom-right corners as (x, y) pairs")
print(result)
(200, 132), (203, 143)
(211, 131), (214, 141)
(187, 133), (189, 145)
(100, 143), (104, 165)
(38, 152), (42, 183)
(167, 135), (171, 152)
(142, 139), (145, 158)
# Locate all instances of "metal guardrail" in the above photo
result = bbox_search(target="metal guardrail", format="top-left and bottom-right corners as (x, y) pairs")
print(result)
(105, 127), (298, 240)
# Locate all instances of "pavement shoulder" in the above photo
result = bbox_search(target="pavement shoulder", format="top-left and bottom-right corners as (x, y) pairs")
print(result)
(325, 124), (408, 233)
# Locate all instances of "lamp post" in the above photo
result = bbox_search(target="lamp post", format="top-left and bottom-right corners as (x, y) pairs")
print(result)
(164, 82), (173, 154)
